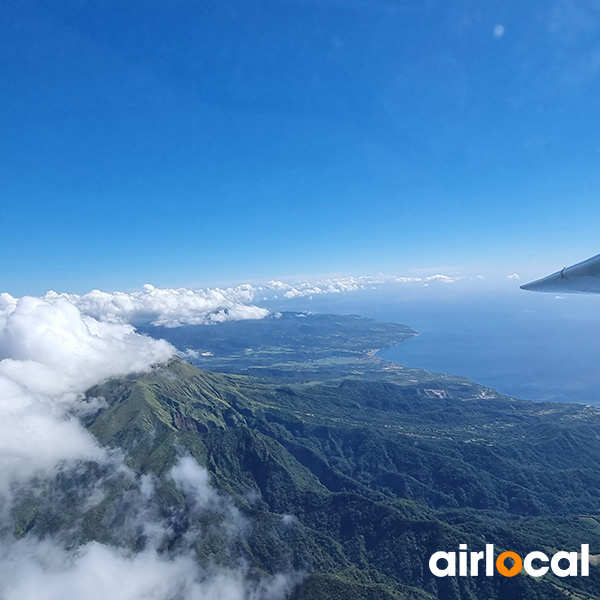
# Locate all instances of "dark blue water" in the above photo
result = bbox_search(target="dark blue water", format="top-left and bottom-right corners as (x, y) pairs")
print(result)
(264, 287), (600, 405)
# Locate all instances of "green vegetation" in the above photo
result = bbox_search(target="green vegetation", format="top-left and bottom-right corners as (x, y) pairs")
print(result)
(138, 311), (416, 380)
(13, 313), (600, 599)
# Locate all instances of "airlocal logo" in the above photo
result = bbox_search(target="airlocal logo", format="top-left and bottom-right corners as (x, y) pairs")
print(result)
(429, 544), (590, 578)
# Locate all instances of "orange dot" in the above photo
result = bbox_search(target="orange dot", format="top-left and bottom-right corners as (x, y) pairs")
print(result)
(496, 551), (522, 577)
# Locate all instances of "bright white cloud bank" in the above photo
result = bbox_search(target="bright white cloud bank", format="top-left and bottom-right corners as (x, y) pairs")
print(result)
(50, 283), (269, 327)
(0, 293), (173, 497)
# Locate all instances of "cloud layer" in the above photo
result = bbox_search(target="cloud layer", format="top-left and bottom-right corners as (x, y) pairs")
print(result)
(49, 284), (269, 328)
(16, 269), (501, 336)
(258, 273), (472, 299)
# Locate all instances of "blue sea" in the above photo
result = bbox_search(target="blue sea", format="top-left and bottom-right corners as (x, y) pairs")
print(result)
(265, 287), (600, 405)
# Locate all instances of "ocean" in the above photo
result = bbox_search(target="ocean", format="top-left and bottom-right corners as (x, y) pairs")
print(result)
(265, 286), (600, 405)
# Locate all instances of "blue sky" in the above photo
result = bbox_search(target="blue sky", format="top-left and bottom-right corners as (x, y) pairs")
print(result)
(2, 0), (600, 295)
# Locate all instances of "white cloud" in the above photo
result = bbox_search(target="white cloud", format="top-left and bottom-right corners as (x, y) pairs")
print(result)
(178, 348), (200, 359)
(257, 272), (486, 300)
(169, 456), (247, 541)
(0, 294), (173, 501)
(0, 457), (299, 600)
(0, 537), (297, 600)
(493, 24), (505, 38)
(507, 273), (520, 280)
(170, 456), (224, 513)
(424, 274), (462, 284)
(264, 275), (389, 299)
(264, 280), (290, 291)
(48, 284), (269, 328)
(281, 515), (295, 527)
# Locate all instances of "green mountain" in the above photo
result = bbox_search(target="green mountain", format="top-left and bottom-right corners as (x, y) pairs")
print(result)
(13, 313), (600, 599)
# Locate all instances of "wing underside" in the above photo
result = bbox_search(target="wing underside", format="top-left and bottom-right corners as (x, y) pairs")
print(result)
(521, 253), (600, 294)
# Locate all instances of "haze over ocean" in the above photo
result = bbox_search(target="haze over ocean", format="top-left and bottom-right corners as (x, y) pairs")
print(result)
(267, 287), (600, 406)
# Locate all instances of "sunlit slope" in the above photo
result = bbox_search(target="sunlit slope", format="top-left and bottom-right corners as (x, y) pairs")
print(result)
(88, 360), (600, 516)
(71, 359), (600, 599)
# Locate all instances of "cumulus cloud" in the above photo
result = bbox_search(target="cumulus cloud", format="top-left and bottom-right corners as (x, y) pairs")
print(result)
(0, 294), (173, 500)
(262, 276), (379, 299)
(49, 284), (269, 328)
(507, 273), (520, 280)
(423, 274), (463, 284)
(257, 273), (472, 299)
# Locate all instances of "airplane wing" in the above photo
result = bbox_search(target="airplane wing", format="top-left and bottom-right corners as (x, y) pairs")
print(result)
(521, 253), (600, 294)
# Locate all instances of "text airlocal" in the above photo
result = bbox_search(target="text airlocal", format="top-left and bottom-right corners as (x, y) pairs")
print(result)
(429, 544), (589, 578)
